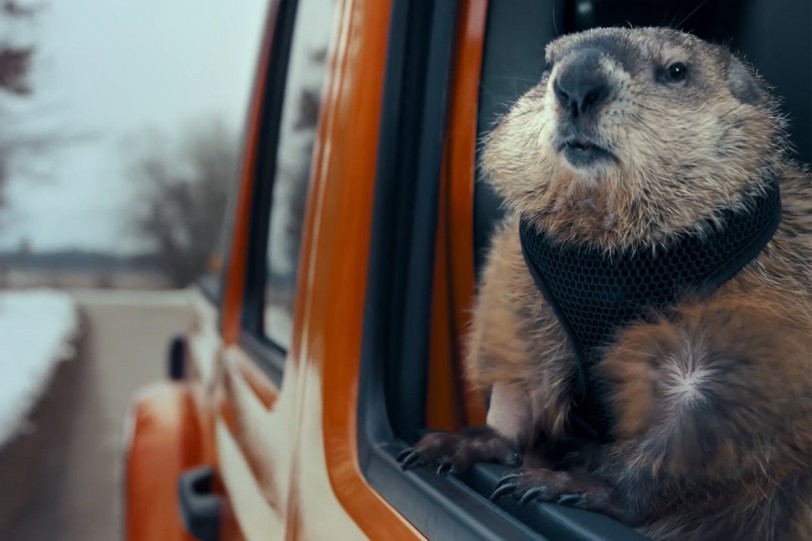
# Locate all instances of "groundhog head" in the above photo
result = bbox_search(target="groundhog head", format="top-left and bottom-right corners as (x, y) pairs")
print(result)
(483, 27), (786, 248)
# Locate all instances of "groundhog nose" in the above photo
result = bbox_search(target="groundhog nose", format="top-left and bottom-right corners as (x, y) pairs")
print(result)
(554, 49), (611, 118)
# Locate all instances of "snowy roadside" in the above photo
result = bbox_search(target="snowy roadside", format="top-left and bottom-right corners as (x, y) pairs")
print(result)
(0, 290), (81, 446)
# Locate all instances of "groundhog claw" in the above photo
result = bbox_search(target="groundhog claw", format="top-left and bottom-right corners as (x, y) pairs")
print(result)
(436, 462), (454, 476)
(520, 487), (552, 505)
(395, 448), (412, 462)
(397, 428), (522, 474)
(489, 483), (516, 501)
(491, 468), (617, 514)
(556, 493), (588, 507)
(397, 448), (427, 470)
(489, 472), (523, 500)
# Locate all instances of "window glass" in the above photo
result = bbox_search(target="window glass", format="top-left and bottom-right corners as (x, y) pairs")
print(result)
(199, 226), (228, 301)
(196, 3), (269, 302)
(263, 0), (335, 348)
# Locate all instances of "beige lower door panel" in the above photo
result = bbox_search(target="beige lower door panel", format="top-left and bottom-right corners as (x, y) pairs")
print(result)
(217, 421), (285, 540)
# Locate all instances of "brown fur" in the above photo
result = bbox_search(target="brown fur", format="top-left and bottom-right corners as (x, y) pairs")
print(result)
(405, 27), (812, 540)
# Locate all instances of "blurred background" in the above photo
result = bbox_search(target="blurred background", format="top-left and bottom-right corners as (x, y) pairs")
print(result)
(0, 1), (268, 539)
(0, 0), (268, 286)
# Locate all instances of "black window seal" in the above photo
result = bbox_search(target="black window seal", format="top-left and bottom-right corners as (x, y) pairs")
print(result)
(239, 0), (298, 337)
(388, 0), (455, 443)
(231, 0), (300, 387)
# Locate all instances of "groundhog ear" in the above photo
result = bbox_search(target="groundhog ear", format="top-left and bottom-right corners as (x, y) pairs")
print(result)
(726, 54), (762, 106)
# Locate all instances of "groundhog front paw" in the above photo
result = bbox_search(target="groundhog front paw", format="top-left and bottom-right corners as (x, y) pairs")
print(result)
(490, 468), (612, 510)
(398, 426), (522, 475)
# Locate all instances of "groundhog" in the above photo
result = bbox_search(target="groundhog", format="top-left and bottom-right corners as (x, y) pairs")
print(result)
(400, 27), (812, 541)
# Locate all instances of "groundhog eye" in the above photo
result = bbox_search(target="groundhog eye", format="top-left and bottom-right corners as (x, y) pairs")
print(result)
(662, 62), (688, 84)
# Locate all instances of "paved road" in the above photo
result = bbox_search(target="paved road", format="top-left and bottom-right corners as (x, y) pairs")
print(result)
(3, 290), (194, 541)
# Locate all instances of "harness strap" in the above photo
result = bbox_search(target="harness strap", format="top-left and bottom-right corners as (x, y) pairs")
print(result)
(519, 178), (782, 440)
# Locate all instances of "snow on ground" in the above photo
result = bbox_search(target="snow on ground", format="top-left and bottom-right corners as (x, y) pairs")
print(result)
(0, 290), (80, 446)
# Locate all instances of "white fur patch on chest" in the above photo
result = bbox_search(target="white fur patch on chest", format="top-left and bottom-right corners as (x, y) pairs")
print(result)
(661, 354), (715, 406)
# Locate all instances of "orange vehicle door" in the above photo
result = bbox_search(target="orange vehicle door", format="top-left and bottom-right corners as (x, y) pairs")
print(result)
(199, 0), (423, 539)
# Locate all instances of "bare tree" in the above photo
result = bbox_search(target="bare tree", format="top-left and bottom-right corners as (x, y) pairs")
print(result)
(0, 2), (35, 93)
(128, 119), (237, 287)
(0, 1), (37, 209)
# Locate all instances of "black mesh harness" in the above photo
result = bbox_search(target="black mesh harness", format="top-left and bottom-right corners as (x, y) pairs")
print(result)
(519, 179), (782, 441)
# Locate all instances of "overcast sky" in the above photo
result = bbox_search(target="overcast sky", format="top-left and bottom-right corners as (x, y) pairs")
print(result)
(0, 0), (268, 254)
